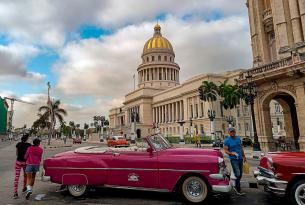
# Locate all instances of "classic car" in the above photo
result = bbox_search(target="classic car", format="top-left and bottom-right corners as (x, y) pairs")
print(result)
(73, 137), (82, 144)
(107, 136), (129, 147)
(44, 134), (231, 204)
(254, 152), (305, 205)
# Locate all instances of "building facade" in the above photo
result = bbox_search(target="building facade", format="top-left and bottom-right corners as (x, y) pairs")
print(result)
(243, 0), (305, 151)
(109, 24), (281, 140)
(0, 97), (8, 135)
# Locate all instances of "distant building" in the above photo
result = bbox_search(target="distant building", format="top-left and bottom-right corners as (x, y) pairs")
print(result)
(0, 97), (9, 135)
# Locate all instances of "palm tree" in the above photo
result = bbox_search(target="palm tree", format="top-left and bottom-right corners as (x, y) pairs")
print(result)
(69, 121), (75, 137)
(39, 100), (67, 144)
(198, 81), (218, 102)
(84, 123), (89, 139)
(218, 81), (245, 128)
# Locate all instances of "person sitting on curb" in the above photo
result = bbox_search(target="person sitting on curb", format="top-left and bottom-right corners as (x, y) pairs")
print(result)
(224, 127), (247, 196)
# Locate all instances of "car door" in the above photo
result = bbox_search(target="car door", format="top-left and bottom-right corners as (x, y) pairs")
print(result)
(107, 140), (158, 189)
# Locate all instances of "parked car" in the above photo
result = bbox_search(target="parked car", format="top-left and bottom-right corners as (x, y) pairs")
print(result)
(44, 134), (232, 204)
(107, 136), (129, 147)
(254, 152), (305, 205)
(73, 138), (82, 144)
(212, 139), (223, 148)
(242, 137), (253, 147)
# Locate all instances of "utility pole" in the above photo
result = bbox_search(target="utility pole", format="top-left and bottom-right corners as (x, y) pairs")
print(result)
(47, 82), (53, 145)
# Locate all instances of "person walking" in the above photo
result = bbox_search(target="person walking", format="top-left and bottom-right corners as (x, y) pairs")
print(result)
(224, 127), (247, 196)
(24, 138), (43, 200)
(13, 133), (31, 199)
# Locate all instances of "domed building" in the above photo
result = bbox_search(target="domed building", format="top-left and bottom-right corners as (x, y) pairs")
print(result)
(109, 24), (251, 140)
(138, 23), (180, 89)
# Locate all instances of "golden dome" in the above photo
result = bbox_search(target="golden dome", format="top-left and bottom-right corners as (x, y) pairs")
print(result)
(143, 24), (173, 54)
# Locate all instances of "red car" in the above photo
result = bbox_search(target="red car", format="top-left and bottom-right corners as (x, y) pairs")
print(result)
(107, 136), (129, 147)
(73, 138), (82, 144)
(254, 152), (305, 205)
(44, 134), (231, 204)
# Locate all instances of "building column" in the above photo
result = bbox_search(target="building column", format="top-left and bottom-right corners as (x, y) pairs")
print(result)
(296, 84), (305, 151)
(181, 100), (185, 120)
(273, 0), (290, 51)
(298, 0), (305, 40)
(289, 0), (304, 44)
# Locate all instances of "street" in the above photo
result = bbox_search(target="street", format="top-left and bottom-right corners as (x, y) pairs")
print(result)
(0, 140), (287, 205)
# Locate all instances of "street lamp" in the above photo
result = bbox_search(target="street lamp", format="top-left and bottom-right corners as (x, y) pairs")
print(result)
(208, 109), (216, 140)
(240, 73), (261, 151)
(225, 115), (234, 128)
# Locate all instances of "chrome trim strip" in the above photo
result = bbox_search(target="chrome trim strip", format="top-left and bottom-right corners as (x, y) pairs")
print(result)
(104, 185), (169, 192)
(47, 167), (210, 173)
(293, 173), (305, 175)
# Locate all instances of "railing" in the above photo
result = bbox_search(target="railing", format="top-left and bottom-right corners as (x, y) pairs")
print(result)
(239, 56), (293, 80)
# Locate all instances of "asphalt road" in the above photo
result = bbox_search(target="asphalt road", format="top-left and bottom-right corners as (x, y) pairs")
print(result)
(0, 139), (286, 205)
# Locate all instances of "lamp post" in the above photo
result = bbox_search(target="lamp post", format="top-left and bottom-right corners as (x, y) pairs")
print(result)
(177, 121), (185, 144)
(240, 73), (261, 151)
(225, 115), (234, 128)
(208, 109), (216, 140)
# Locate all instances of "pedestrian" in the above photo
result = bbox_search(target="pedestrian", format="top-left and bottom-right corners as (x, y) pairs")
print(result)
(13, 133), (31, 199)
(224, 127), (247, 196)
(24, 138), (43, 200)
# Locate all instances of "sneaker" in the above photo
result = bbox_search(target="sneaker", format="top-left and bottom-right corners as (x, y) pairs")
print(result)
(233, 187), (246, 196)
(13, 192), (18, 199)
(25, 190), (32, 200)
(22, 187), (27, 193)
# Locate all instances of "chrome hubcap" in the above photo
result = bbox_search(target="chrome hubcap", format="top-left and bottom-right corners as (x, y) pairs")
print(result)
(72, 185), (84, 192)
(295, 184), (305, 205)
(187, 180), (203, 197)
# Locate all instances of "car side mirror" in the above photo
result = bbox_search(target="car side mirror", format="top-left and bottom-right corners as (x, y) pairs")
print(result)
(147, 147), (153, 153)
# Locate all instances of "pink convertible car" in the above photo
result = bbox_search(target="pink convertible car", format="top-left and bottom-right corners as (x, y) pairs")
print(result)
(44, 134), (231, 204)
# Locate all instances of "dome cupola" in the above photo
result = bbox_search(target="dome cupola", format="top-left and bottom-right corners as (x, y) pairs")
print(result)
(137, 24), (180, 90)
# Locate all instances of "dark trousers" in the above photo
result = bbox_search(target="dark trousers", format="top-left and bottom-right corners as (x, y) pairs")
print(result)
(231, 159), (243, 191)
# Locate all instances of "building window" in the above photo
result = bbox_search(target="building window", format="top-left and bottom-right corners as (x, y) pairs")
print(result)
(159, 71), (162, 80)
(170, 57), (172, 62)
(147, 71), (149, 80)
(164, 56), (167, 61)
(201, 103), (204, 117)
(146, 57), (149, 62)
(245, 122), (249, 131)
(275, 102), (282, 114)
(190, 105), (193, 118)
(195, 104), (198, 118)
(152, 56), (155, 61)
(158, 55), (161, 61)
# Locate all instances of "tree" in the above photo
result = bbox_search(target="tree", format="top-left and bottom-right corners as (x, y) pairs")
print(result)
(198, 81), (218, 102)
(84, 123), (89, 139)
(69, 121), (75, 137)
(218, 81), (243, 110)
(39, 100), (67, 144)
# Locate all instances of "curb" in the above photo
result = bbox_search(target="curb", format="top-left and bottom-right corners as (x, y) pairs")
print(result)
(43, 145), (72, 149)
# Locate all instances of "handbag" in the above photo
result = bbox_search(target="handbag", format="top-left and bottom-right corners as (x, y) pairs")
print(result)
(243, 161), (250, 174)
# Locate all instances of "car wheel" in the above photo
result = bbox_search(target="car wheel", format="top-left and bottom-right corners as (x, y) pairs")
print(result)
(290, 179), (305, 205)
(67, 185), (87, 197)
(180, 176), (209, 204)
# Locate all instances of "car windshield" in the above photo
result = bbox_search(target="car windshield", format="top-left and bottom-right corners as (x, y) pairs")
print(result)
(148, 134), (172, 151)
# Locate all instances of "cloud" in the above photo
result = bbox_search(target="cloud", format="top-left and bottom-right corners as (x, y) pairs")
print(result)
(0, 0), (246, 47)
(55, 15), (252, 99)
(0, 44), (45, 82)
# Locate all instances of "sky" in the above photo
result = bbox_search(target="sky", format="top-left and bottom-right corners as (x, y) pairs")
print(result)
(0, 0), (252, 128)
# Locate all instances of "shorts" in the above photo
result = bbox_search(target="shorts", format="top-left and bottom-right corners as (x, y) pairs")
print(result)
(25, 165), (40, 173)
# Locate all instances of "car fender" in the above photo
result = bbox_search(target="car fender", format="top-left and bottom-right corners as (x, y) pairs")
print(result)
(62, 173), (88, 185)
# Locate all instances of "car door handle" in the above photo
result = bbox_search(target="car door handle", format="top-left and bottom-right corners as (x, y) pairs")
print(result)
(113, 152), (120, 156)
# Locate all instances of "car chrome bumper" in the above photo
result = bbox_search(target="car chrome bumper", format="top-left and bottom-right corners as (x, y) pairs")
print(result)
(212, 184), (232, 193)
(254, 169), (288, 196)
